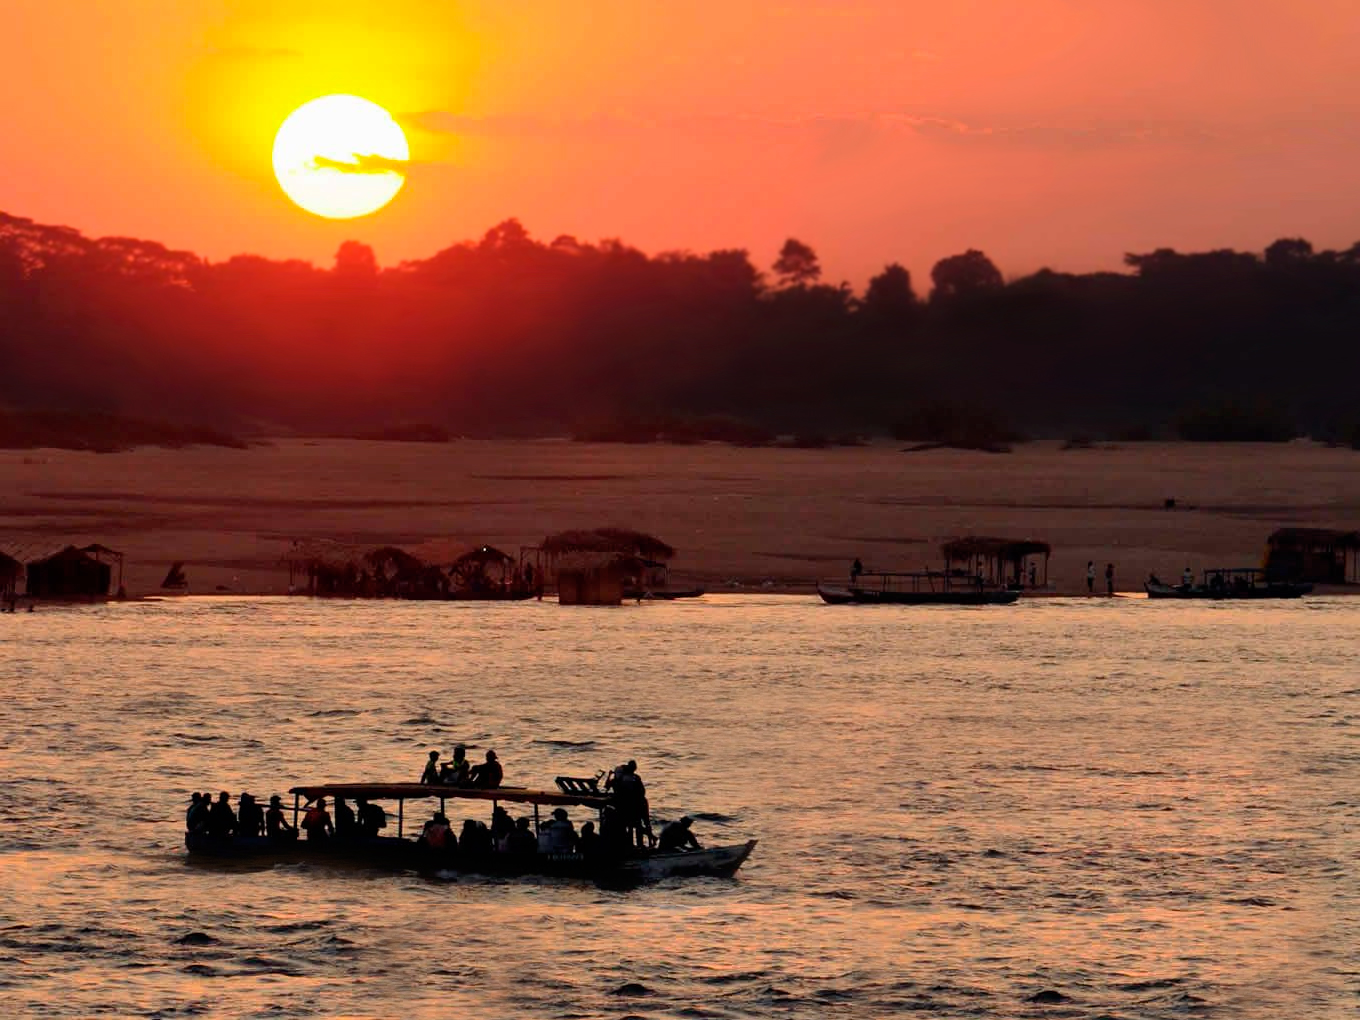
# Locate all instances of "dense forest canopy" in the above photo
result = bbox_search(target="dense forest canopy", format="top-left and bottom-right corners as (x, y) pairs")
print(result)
(3, 210), (1360, 441)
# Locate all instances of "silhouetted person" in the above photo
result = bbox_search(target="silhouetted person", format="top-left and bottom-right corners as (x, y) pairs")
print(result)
(490, 805), (513, 848)
(301, 798), (334, 841)
(578, 820), (599, 857)
(186, 792), (207, 833)
(1182, 566), (1194, 588)
(460, 819), (492, 856)
(658, 816), (701, 852)
(420, 812), (452, 851)
(1028, 563), (1037, 588)
(850, 558), (863, 583)
(440, 745), (470, 786)
(237, 792), (264, 837)
(266, 795), (296, 840)
(1105, 562), (1115, 596)
(356, 797), (386, 837)
(507, 816), (537, 855)
(542, 808), (577, 853)
(1086, 561), (1095, 594)
(420, 750), (441, 785)
(469, 749), (502, 788)
(334, 796), (357, 837)
(206, 792), (237, 838)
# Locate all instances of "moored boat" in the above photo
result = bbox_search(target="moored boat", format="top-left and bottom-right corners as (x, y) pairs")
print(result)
(1144, 567), (1312, 600)
(818, 570), (1019, 606)
(184, 781), (755, 883)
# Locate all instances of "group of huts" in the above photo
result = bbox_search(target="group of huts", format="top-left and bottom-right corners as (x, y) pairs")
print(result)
(0, 543), (124, 607)
(282, 527), (678, 606)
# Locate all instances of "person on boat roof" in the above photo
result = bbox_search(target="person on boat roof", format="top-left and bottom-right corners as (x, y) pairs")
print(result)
(440, 745), (471, 786)
(420, 750), (441, 785)
(265, 795), (296, 841)
(207, 791), (237, 838)
(507, 816), (538, 855)
(334, 796), (357, 838)
(238, 792), (265, 838)
(356, 797), (386, 837)
(469, 749), (502, 789)
(301, 798), (334, 841)
(658, 816), (702, 853)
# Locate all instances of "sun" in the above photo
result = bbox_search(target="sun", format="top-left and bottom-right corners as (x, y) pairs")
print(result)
(272, 95), (409, 219)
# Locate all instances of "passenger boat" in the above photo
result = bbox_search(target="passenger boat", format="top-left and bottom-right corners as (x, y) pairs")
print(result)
(185, 781), (756, 883)
(818, 570), (1020, 606)
(1144, 568), (1312, 600)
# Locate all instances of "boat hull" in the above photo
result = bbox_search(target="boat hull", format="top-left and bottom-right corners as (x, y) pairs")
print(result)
(624, 588), (706, 601)
(1144, 582), (1312, 600)
(185, 832), (756, 883)
(817, 583), (1019, 606)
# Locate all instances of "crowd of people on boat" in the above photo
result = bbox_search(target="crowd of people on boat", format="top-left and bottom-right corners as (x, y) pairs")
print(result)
(185, 756), (704, 860)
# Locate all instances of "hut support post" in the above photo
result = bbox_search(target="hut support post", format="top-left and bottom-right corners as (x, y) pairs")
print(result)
(398, 799), (404, 839)
(293, 792), (299, 830)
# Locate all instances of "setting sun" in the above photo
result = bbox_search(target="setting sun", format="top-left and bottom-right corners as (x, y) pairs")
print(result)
(271, 94), (409, 220)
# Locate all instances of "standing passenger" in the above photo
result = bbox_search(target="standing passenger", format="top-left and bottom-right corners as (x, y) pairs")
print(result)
(334, 796), (357, 838)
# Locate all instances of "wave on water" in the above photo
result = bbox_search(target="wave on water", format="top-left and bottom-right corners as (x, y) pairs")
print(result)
(307, 709), (360, 718)
(400, 715), (440, 726)
(531, 738), (597, 748)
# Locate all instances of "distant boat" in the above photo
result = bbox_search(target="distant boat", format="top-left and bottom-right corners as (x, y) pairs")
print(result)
(160, 561), (188, 590)
(1144, 568), (1312, 600)
(818, 570), (1019, 606)
(624, 586), (705, 601)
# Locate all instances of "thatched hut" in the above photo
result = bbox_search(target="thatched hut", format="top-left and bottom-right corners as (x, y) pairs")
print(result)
(941, 536), (1051, 588)
(1264, 528), (1360, 583)
(283, 539), (369, 596)
(539, 528), (674, 605)
(25, 544), (119, 599)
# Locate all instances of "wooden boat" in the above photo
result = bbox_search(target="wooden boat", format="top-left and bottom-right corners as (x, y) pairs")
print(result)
(185, 781), (755, 883)
(1144, 568), (1312, 600)
(624, 587), (705, 601)
(818, 570), (1019, 606)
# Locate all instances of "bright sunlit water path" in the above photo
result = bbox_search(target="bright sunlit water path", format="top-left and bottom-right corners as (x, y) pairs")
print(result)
(0, 595), (1355, 1018)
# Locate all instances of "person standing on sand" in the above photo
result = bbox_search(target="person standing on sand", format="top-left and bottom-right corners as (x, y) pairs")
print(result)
(1086, 561), (1095, 594)
(1105, 562), (1115, 596)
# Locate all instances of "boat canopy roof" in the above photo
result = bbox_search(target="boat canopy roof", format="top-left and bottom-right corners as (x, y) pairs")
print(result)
(288, 782), (609, 808)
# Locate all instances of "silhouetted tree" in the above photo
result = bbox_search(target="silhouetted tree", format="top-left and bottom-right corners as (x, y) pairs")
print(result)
(861, 263), (917, 327)
(930, 249), (1003, 300)
(334, 241), (378, 278)
(1264, 237), (1314, 267)
(772, 238), (821, 287)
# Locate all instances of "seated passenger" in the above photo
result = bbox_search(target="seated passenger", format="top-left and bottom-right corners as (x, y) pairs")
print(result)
(237, 792), (265, 837)
(420, 750), (442, 785)
(334, 796), (357, 838)
(459, 819), (492, 856)
(420, 812), (453, 851)
(265, 795), (296, 841)
(207, 791), (237, 838)
(440, 745), (471, 786)
(658, 816), (702, 853)
(578, 820), (599, 857)
(356, 797), (387, 838)
(507, 816), (537, 855)
(542, 808), (578, 854)
(301, 798), (334, 841)
(469, 749), (503, 789)
(490, 805), (514, 849)
(185, 792), (207, 833)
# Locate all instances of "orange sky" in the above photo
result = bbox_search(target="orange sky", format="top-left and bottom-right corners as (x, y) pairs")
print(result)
(6, 0), (1360, 285)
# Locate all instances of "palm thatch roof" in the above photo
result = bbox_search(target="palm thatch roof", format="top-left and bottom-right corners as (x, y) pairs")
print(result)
(450, 544), (514, 568)
(541, 527), (675, 560)
(282, 539), (369, 571)
(0, 550), (21, 580)
(1267, 528), (1360, 549)
(365, 545), (425, 576)
(941, 536), (1051, 561)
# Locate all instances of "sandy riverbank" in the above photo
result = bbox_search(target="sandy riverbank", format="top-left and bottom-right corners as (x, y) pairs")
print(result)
(1, 439), (1357, 597)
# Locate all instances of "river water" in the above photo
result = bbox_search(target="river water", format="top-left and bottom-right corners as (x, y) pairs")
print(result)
(0, 595), (1355, 1019)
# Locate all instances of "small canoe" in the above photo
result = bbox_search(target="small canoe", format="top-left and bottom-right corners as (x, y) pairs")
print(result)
(817, 583), (1019, 606)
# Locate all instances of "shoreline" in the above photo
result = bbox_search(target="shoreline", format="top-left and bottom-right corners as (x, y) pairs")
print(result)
(2, 437), (1357, 599)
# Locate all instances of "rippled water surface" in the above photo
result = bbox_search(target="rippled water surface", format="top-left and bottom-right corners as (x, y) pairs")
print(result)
(1, 595), (1356, 1018)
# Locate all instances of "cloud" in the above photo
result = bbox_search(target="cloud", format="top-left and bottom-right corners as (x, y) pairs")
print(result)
(311, 154), (411, 175)
(401, 108), (1216, 152)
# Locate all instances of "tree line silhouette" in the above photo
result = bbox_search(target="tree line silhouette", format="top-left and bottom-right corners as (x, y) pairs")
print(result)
(3, 210), (1359, 444)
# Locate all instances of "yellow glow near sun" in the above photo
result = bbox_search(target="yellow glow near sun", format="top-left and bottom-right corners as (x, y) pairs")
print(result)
(272, 95), (409, 219)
